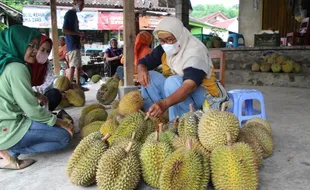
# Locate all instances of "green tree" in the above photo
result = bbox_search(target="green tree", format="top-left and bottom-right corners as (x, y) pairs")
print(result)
(191, 4), (239, 19)
(0, 22), (7, 32)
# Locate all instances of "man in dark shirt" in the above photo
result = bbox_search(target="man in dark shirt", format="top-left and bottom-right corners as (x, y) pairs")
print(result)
(62, 0), (85, 89)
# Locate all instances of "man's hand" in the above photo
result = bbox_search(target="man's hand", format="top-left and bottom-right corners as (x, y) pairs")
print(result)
(36, 92), (48, 106)
(56, 119), (74, 137)
(148, 100), (169, 118)
(137, 64), (150, 87)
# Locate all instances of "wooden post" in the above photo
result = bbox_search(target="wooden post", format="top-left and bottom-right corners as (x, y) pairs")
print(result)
(175, 0), (190, 29)
(123, 0), (136, 86)
(50, 0), (60, 75)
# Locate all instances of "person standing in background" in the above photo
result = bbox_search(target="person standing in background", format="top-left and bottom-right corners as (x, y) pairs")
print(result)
(58, 36), (67, 62)
(62, 0), (88, 91)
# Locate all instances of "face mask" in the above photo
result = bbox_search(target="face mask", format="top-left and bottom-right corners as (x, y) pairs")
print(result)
(36, 51), (49, 64)
(161, 41), (180, 57)
(76, 7), (80, 12)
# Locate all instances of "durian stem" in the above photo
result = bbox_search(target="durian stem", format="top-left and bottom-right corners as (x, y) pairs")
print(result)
(158, 123), (164, 133)
(131, 132), (136, 140)
(186, 139), (193, 149)
(144, 112), (150, 121)
(189, 104), (195, 112)
(125, 142), (133, 153)
(226, 132), (233, 146)
(154, 131), (159, 142)
(102, 133), (111, 141)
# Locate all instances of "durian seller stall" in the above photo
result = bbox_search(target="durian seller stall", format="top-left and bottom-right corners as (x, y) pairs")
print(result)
(209, 0), (310, 89)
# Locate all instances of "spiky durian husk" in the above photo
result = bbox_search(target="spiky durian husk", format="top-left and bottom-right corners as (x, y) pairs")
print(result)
(242, 123), (273, 158)
(198, 109), (240, 152)
(67, 132), (109, 186)
(172, 136), (210, 159)
(118, 91), (144, 116)
(245, 118), (272, 136)
(81, 104), (105, 116)
(80, 121), (105, 139)
(159, 149), (205, 190)
(140, 140), (172, 188)
(111, 112), (145, 143)
(83, 108), (108, 127)
(96, 146), (141, 190)
(211, 142), (259, 190)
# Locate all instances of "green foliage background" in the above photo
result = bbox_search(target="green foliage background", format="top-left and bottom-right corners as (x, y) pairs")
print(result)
(191, 4), (239, 19)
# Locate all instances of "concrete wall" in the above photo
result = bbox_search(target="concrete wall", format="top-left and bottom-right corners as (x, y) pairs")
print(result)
(218, 46), (310, 88)
(239, 0), (263, 46)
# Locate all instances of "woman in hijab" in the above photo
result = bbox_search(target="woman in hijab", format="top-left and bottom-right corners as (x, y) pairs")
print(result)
(104, 38), (123, 76)
(117, 31), (153, 83)
(137, 17), (228, 121)
(0, 26), (73, 170)
(30, 35), (62, 112)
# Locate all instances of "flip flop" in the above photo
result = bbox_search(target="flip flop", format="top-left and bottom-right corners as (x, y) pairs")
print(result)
(0, 159), (36, 170)
(81, 87), (89, 91)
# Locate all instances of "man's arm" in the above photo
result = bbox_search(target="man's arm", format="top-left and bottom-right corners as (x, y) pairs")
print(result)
(138, 45), (165, 70)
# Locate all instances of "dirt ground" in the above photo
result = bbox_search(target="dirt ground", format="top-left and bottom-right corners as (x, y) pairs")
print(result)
(1, 83), (310, 190)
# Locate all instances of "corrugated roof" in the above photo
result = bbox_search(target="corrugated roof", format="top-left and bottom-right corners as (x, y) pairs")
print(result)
(34, 0), (175, 11)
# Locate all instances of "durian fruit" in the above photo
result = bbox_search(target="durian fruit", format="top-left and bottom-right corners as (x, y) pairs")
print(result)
(164, 116), (179, 133)
(282, 60), (294, 73)
(172, 136), (210, 158)
(111, 100), (120, 109)
(145, 124), (175, 146)
(238, 129), (264, 167)
(100, 119), (118, 143)
(81, 104), (106, 116)
(211, 133), (259, 190)
(260, 63), (271, 72)
(107, 109), (123, 123)
(276, 55), (286, 64)
(59, 96), (72, 108)
(118, 90), (144, 116)
(111, 111), (145, 143)
(96, 75), (119, 105)
(80, 121), (105, 138)
(91, 74), (101, 83)
(242, 122), (273, 158)
(160, 140), (208, 190)
(96, 142), (141, 190)
(84, 108), (108, 127)
(293, 62), (301, 73)
(178, 104), (199, 138)
(140, 131), (173, 188)
(140, 116), (156, 143)
(67, 132), (110, 186)
(251, 62), (260, 72)
(245, 118), (272, 136)
(198, 109), (240, 152)
(66, 88), (85, 107)
(110, 133), (142, 156)
(54, 76), (71, 92)
(271, 63), (282, 73)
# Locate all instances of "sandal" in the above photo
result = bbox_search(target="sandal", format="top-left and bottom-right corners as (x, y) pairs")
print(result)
(0, 159), (36, 170)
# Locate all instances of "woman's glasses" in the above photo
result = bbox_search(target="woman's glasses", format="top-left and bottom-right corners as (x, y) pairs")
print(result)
(158, 36), (177, 45)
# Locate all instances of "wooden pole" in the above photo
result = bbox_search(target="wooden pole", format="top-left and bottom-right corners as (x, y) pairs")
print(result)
(50, 0), (60, 75)
(123, 0), (136, 86)
(175, 0), (190, 29)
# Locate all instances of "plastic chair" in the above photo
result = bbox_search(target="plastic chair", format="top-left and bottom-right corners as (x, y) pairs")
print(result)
(226, 32), (245, 48)
(227, 89), (266, 126)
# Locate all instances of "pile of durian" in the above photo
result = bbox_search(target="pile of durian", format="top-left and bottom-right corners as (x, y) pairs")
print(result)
(54, 76), (86, 108)
(252, 53), (301, 73)
(67, 90), (273, 190)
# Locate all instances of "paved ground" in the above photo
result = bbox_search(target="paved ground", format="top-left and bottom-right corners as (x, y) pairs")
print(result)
(1, 83), (310, 190)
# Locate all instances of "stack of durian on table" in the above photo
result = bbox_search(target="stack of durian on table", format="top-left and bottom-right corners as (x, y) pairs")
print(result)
(66, 90), (274, 190)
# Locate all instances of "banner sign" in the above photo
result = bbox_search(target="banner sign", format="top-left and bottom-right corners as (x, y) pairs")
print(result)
(139, 16), (165, 30)
(23, 6), (55, 28)
(98, 12), (124, 30)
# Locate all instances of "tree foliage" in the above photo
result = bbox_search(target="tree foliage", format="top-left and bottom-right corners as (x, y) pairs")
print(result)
(0, 22), (7, 32)
(0, 0), (37, 11)
(191, 4), (239, 19)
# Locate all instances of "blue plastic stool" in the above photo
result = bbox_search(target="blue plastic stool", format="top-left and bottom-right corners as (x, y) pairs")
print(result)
(226, 33), (245, 48)
(227, 89), (266, 126)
